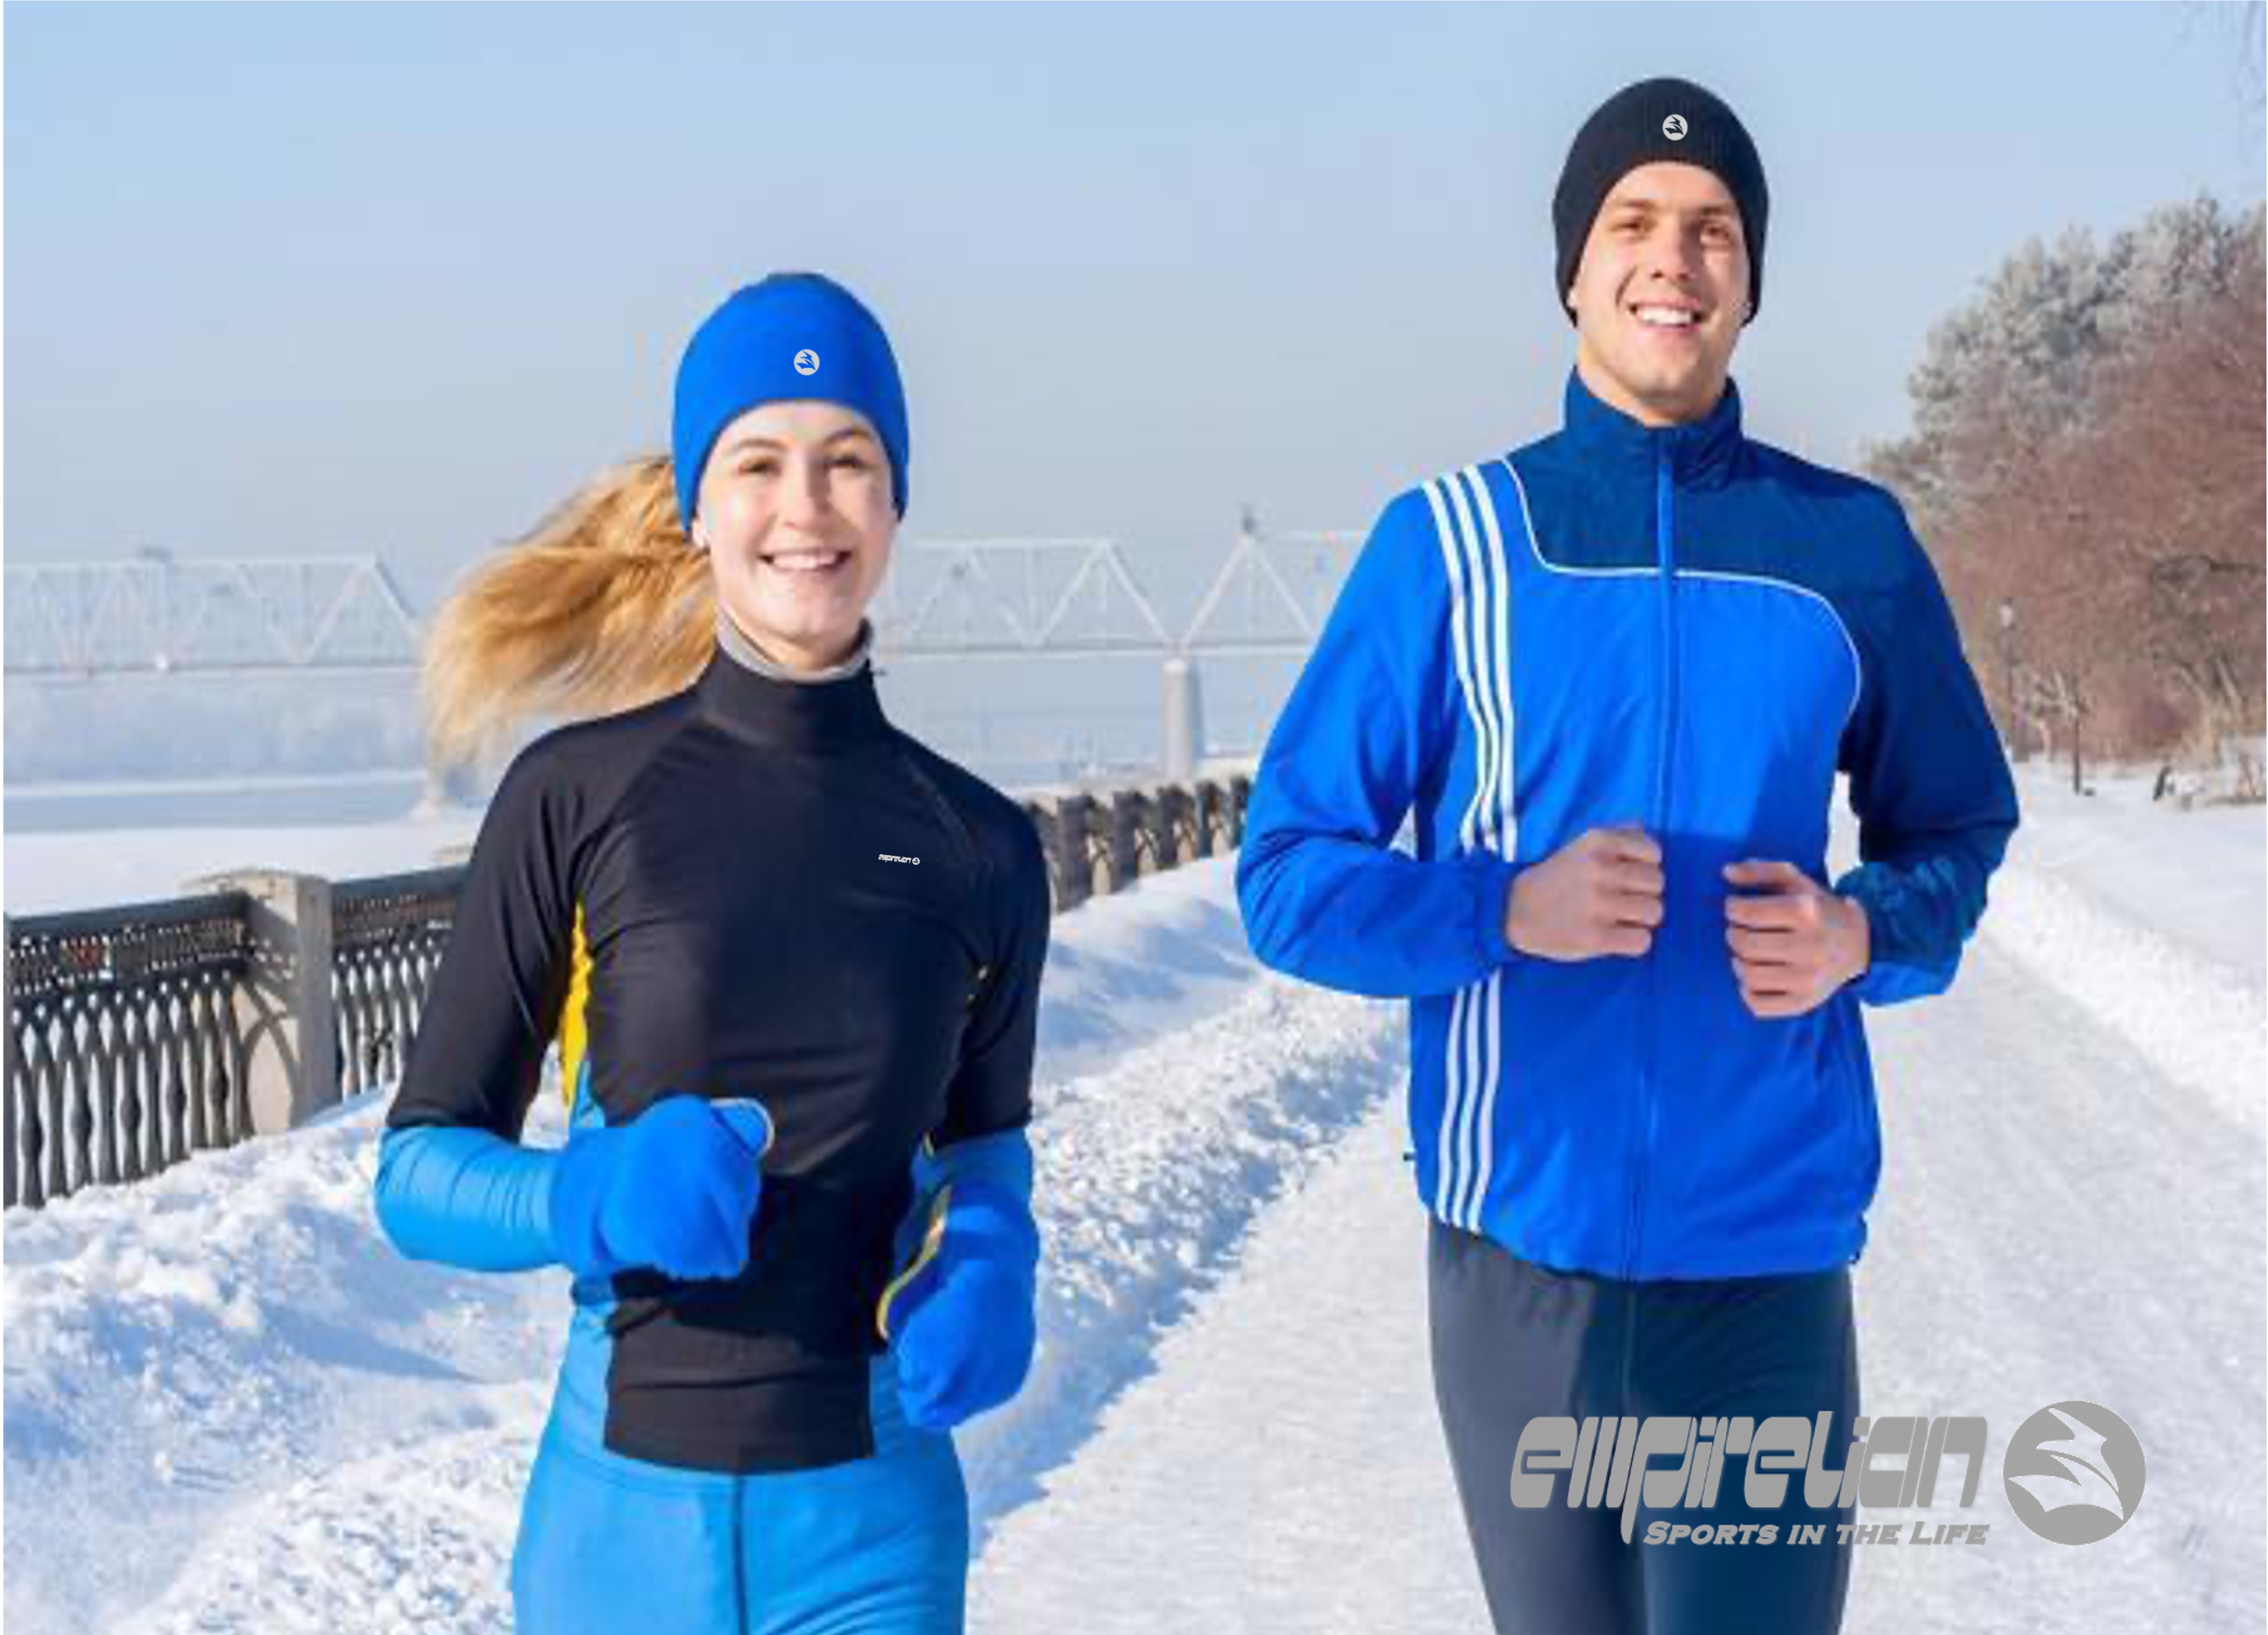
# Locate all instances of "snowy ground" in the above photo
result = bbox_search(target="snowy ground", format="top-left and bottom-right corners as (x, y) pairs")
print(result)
(973, 767), (2266, 1635)
(4, 853), (1395, 1634)
(4, 761), (2262, 1633)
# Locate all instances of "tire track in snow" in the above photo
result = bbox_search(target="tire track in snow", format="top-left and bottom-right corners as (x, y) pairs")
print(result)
(1978, 863), (2263, 1136)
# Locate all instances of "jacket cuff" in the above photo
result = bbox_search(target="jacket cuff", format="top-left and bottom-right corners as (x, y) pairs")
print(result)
(1834, 872), (1956, 1006)
(1464, 850), (1523, 967)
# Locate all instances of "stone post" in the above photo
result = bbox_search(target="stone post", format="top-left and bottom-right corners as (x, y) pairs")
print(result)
(177, 870), (337, 1136)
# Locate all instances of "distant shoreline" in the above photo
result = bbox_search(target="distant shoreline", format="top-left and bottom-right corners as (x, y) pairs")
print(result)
(5, 769), (430, 800)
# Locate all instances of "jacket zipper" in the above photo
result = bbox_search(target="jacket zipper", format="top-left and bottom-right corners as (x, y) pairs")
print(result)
(1626, 446), (1678, 1278)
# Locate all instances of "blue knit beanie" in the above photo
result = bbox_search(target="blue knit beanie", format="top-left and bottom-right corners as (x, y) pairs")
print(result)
(670, 272), (910, 527)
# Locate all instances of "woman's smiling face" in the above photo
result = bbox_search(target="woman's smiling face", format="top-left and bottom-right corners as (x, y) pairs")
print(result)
(694, 400), (897, 672)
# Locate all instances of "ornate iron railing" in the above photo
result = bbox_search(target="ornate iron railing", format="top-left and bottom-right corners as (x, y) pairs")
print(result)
(4, 893), (254, 1208)
(331, 867), (463, 1102)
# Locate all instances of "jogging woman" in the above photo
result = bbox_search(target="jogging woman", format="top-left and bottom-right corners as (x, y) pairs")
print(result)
(373, 272), (1051, 1635)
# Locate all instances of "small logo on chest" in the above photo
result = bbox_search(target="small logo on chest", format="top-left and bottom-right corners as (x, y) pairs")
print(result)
(878, 853), (922, 866)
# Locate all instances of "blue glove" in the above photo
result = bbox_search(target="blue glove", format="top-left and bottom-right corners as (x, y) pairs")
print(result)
(877, 1130), (1040, 1432)
(547, 1095), (773, 1282)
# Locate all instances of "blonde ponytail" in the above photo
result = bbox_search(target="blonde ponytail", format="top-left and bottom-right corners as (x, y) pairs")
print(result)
(420, 455), (717, 774)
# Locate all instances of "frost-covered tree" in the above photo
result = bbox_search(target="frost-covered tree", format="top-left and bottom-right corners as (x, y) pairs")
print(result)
(1868, 196), (2262, 545)
(1868, 198), (2264, 785)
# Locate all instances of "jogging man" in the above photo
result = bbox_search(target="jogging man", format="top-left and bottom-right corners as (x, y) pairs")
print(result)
(1237, 77), (2019, 1633)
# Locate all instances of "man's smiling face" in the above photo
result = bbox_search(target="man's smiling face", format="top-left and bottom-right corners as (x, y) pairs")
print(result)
(1566, 161), (1751, 428)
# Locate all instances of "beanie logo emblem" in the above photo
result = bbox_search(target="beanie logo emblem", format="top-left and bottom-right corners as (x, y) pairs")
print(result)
(1662, 114), (1688, 141)
(794, 349), (821, 376)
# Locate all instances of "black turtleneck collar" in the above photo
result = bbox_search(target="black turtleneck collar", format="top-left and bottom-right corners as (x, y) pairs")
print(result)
(694, 626), (891, 754)
(1562, 365), (1745, 487)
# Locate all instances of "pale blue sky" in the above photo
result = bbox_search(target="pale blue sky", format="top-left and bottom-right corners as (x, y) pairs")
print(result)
(6, 2), (2262, 607)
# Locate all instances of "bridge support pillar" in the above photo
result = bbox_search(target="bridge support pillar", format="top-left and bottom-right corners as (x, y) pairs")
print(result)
(1163, 654), (1205, 781)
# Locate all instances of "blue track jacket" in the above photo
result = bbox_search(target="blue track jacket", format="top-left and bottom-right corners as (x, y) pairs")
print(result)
(1237, 368), (2019, 1280)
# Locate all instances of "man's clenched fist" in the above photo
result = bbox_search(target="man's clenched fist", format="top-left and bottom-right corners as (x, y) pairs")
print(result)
(1722, 859), (1872, 1018)
(1503, 824), (1665, 961)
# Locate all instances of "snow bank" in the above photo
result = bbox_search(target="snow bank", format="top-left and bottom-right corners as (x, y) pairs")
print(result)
(2, 1089), (563, 1635)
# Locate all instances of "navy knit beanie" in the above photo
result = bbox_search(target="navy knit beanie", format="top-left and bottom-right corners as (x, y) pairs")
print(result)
(671, 272), (910, 527)
(1552, 78), (1769, 325)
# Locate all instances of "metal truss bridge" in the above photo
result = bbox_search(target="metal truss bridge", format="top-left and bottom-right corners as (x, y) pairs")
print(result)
(4, 525), (1360, 682)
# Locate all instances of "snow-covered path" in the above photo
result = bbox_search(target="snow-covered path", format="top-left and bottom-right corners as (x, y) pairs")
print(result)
(970, 1084), (1482, 1635)
(968, 895), (2266, 1633)
(972, 778), (2268, 1635)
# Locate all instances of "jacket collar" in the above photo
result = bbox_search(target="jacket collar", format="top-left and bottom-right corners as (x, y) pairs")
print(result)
(1561, 365), (1746, 487)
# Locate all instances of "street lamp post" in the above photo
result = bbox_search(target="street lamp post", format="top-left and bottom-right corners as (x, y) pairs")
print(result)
(1997, 597), (2020, 761)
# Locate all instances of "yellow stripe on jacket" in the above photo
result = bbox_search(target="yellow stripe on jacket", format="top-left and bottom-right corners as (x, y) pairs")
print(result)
(556, 902), (593, 1111)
